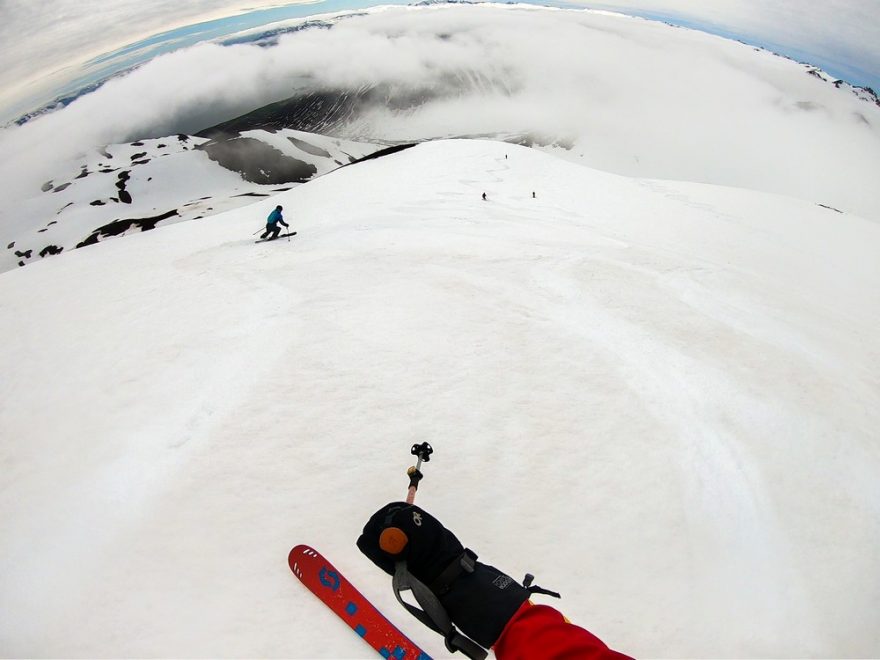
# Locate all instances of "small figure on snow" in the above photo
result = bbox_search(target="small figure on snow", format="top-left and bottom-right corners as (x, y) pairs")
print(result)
(482, 192), (487, 201)
(260, 205), (289, 240)
(358, 503), (633, 660)
(532, 191), (536, 198)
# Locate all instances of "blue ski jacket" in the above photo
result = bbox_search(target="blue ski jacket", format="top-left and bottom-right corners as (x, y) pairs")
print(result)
(267, 208), (284, 225)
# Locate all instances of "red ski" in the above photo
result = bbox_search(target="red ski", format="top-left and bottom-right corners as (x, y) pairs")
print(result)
(289, 544), (432, 660)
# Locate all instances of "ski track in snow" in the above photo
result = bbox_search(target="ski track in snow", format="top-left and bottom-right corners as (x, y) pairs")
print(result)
(1, 140), (879, 657)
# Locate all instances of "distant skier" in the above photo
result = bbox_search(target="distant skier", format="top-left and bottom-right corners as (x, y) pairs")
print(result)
(358, 503), (634, 660)
(260, 205), (289, 240)
(532, 191), (536, 198)
(482, 192), (487, 201)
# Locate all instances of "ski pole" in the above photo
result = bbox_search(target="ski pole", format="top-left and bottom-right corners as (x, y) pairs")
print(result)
(377, 443), (434, 558)
(405, 442), (433, 504)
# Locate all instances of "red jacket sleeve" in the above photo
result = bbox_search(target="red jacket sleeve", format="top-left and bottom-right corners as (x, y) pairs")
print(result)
(492, 602), (634, 660)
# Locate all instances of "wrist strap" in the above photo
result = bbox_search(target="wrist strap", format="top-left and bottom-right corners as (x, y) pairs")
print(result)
(393, 561), (487, 660)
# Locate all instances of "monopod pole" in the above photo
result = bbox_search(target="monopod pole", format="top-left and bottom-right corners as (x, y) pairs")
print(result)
(405, 442), (433, 504)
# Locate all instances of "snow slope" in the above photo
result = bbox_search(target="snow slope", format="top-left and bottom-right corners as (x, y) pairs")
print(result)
(1, 140), (878, 658)
(1, 129), (385, 272)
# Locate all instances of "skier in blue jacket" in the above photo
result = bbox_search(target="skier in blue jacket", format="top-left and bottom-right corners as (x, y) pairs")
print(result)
(261, 205), (289, 240)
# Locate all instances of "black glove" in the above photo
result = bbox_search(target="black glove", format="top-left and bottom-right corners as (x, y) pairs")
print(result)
(357, 502), (532, 650)
(357, 502), (462, 581)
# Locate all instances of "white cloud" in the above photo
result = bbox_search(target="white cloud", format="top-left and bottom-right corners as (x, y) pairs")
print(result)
(1, 4), (878, 220)
(0, 0), (878, 124)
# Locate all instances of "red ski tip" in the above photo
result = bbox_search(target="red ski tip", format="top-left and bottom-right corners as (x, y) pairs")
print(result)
(289, 544), (317, 577)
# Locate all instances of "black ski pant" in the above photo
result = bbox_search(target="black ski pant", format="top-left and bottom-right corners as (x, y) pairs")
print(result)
(261, 224), (282, 240)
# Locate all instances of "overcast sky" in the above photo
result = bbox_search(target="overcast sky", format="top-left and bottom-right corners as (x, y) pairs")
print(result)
(0, 0), (878, 123)
(583, 0), (880, 85)
(0, 1), (293, 120)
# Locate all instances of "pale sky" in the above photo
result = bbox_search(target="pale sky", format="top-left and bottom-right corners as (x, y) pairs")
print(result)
(582, 0), (880, 86)
(0, 0), (877, 122)
(0, 1), (294, 120)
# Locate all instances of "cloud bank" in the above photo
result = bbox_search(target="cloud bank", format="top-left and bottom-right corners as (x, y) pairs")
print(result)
(1, 4), (879, 220)
(1, 0), (878, 125)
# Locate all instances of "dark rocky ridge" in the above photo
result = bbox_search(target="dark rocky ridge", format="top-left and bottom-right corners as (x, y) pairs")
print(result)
(190, 86), (441, 184)
(77, 210), (180, 248)
(196, 86), (439, 140)
(193, 86), (571, 160)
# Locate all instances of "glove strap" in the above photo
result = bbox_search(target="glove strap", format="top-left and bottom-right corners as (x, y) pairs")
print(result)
(393, 561), (487, 660)
(430, 548), (477, 595)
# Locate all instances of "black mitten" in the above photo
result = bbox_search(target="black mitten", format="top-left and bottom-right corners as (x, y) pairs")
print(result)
(357, 502), (532, 650)
(357, 502), (464, 582)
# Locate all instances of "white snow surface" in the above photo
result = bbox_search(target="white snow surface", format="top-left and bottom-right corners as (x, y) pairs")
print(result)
(1, 139), (879, 658)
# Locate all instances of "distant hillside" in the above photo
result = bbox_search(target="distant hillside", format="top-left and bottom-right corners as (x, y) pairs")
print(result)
(2, 130), (386, 272)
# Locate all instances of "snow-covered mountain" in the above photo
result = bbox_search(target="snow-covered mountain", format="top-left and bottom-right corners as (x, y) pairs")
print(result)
(4, 3), (880, 275)
(1, 140), (878, 658)
(2, 129), (387, 272)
